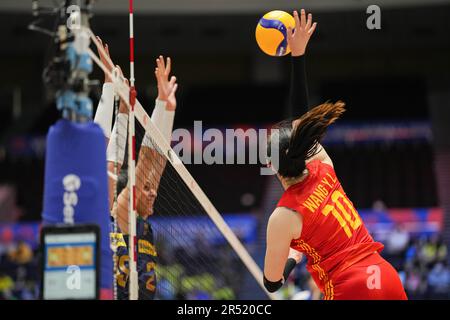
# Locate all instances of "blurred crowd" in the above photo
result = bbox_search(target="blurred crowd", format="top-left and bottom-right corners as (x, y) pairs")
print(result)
(1, 222), (449, 300)
(384, 225), (449, 300)
(154, 234), (241, 300)
(0, 241), (38, 299)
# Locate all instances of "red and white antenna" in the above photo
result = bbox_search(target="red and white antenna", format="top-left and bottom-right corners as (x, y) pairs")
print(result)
(127, 0), (138, 300)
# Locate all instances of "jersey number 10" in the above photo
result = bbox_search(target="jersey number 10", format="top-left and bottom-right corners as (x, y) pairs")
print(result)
(321, 190), (362, 238)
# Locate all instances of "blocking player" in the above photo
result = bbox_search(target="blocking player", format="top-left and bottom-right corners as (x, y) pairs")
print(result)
(93, 37), (177, 299)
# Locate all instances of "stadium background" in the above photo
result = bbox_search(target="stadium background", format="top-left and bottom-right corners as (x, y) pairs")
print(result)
(0, 0), (450, 299)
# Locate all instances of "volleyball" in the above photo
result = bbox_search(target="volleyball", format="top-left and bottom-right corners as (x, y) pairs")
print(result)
(255, 10), (295, 57)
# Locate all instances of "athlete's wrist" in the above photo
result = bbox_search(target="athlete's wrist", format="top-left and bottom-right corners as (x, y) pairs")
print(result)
(283, 257), (297, 281)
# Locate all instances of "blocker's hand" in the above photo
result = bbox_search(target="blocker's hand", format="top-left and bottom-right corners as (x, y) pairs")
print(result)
(95, 36), (114, 83)
(287, 9), (317, 57)
(155, 55), (178, 111)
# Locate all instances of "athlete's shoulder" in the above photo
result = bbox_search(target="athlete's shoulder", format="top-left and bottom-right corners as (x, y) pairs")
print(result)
(306, 159), (334, 175)
(277, 185), (309, 215)
(305, 160), (338, 187)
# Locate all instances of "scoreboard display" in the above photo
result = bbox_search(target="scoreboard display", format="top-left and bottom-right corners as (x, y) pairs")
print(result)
(40, 225), (100, 300)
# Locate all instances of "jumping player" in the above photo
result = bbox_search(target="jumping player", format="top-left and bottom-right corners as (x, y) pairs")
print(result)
(93, 37), (178, 299)
(263, 10), (407, 300)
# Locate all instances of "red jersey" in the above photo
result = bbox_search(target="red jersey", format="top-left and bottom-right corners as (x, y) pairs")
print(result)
(277, 160), (384, 300)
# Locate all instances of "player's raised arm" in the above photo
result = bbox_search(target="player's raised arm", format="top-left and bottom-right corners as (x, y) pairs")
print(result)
(286, 10), (333, 166)
(93, 36), (115, 142)
(106, 73), (129, 210)
(287, 9), (317, 118)
(139, 55), (178, 195)
(92, 37), (130, 210)
(115, 56), (178, 232)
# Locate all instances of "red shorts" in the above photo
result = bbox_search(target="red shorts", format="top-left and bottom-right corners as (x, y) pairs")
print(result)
(329, 252), (407, 300)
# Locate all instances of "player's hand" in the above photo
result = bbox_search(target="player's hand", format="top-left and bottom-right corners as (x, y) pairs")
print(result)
(287, 9), (317, 57)
(289, 248), (303, 264)
(155, 55), (178, 111)
(95, 36), (113, 83)
(116, 65), (130, 114)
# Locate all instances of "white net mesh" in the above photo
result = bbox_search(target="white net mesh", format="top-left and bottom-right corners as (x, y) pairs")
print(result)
(87, 31), (272, 299)
(108, 101), (270, 300)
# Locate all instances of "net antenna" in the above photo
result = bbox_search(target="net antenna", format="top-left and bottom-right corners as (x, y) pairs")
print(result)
(127, 0), (138, 300)
(86, 28), (276, 300)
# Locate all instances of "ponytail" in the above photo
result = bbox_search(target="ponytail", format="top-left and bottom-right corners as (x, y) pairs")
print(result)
(271, 101), (346, 178)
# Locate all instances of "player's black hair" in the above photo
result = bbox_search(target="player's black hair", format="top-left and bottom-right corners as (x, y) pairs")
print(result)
(116, 168), (128, 194)
(268, 101), (346, 178)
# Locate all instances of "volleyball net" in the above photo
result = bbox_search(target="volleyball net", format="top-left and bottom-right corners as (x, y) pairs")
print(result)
(87, 30), (274, 300)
